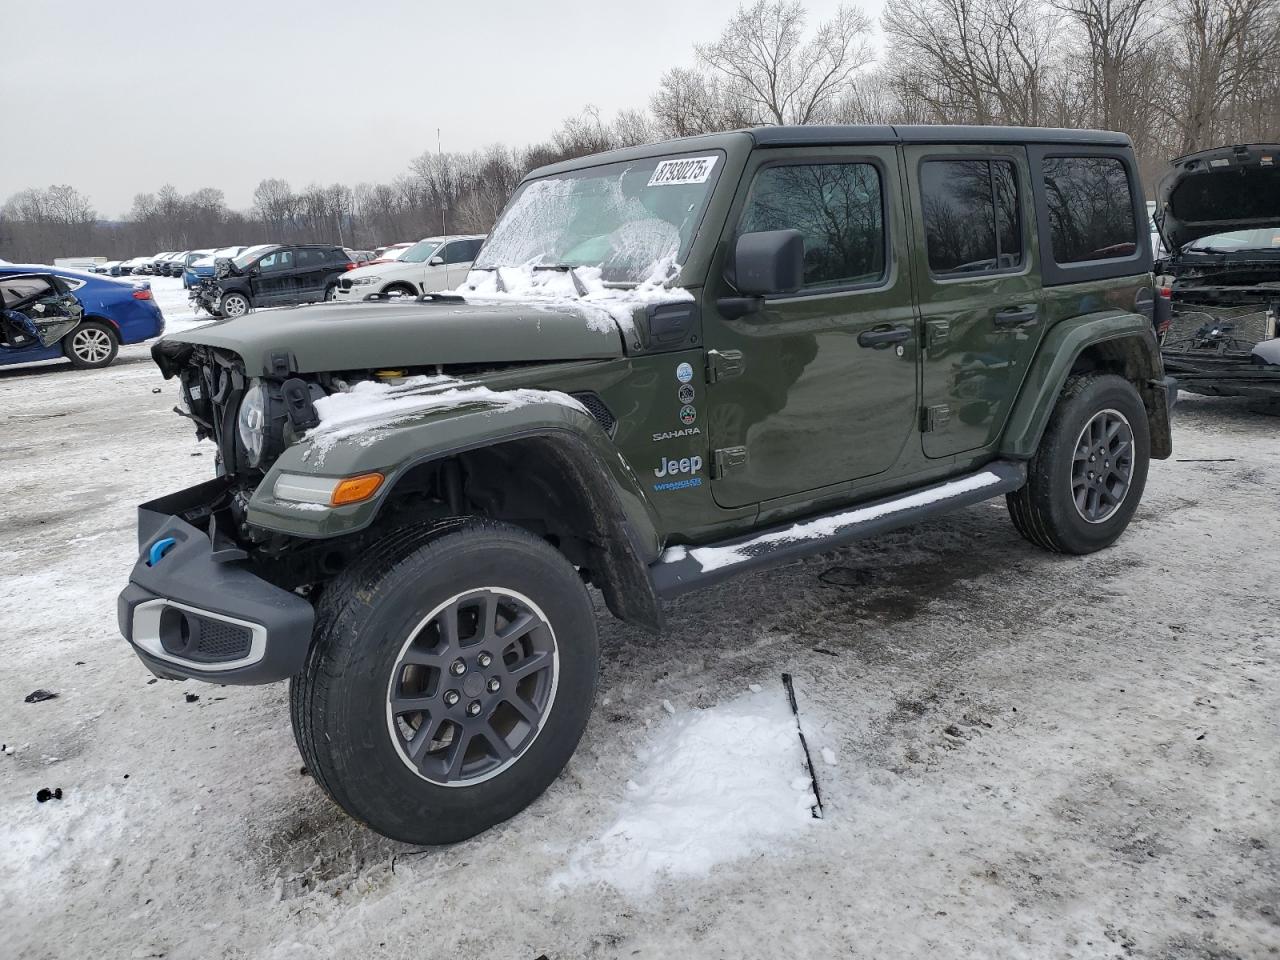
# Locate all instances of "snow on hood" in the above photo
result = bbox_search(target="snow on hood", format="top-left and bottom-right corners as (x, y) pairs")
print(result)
(446, 257), (693, 339)
(302, 376), (588, 463)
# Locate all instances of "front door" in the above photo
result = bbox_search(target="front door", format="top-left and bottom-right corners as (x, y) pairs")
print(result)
(442, 238), (483, 289)
(704, 147), (919, 509)
(250, 248), (295, 304)
(903, 145), (1044, 458)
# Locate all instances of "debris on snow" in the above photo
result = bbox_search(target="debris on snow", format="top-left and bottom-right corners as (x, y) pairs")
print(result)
(35, 788), (63, 803)
(553, 690), (815, 895)
(184, 693), (199, 703)
(24, 689), (58, 703)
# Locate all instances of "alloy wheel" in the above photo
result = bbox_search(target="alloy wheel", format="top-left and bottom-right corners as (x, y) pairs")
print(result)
(223, 295), (249, 317)
(1071, 408), (1134, 523)
(385, 587), (559, 787)
(71, 328), (113, 364)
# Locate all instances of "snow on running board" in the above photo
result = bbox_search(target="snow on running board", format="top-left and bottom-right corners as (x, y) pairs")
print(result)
(670, 470), (1005, 573)
(552, 689), (816, 895)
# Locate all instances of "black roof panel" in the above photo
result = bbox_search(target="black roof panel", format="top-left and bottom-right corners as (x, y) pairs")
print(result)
(750, 124), (1131, 148)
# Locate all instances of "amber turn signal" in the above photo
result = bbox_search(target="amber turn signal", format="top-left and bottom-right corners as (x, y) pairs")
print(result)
(330, 472), (384, 506)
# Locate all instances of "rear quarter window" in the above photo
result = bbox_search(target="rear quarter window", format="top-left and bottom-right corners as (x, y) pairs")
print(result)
(1042, 156), (1137, 263)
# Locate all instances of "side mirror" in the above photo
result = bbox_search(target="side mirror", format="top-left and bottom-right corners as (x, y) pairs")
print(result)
(428, 256), (445, 267)
(732, 229), (804, 296)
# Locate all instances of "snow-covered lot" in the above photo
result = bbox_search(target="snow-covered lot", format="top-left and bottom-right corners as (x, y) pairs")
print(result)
(2, 289), (1277, 959)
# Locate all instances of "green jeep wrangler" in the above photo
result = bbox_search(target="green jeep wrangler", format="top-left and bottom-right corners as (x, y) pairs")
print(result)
(120, 125), (1175, 844)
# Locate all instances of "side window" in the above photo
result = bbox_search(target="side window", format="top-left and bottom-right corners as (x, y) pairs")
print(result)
(443, 241), (479, 265)
(296, 248), (325, 268)
(1041, 157), (1137, 263)
(259, 249), (294, 272)
(739, 162), (886, 290)
(920, 159), (1024, 275)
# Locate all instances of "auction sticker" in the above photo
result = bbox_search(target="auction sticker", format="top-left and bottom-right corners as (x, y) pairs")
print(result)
(649, 156), (718, 186)
(676, 362), (694, 383)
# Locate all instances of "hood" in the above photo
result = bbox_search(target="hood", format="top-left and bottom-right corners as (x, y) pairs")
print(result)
(166, 297), (625, 375)
(1156, 143), (1280, 253)
(342, 260), (410, 280)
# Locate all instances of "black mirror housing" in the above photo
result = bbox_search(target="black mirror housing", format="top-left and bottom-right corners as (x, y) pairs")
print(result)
(732, 229), (804, 296)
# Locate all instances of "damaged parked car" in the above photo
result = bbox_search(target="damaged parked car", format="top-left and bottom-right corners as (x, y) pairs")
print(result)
(121, 124), (1173, 845)
(1155, 143), (1280, 399)
(0, 268), (165, 369)
(191, 243), (354, 318)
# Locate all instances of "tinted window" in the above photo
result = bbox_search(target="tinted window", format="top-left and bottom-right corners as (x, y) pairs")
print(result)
(258, 250), (294, 272)
(921, 159), (1023, 275)
(1042, 157), (1137, 263)
(739, 162), (885, 289)
(443, 240), (480, 264)
(295, 248), (327, 267)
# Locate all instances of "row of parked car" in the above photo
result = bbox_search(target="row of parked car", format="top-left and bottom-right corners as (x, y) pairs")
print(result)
(186, 235), (486, 317)
(89, 244), (408, 284)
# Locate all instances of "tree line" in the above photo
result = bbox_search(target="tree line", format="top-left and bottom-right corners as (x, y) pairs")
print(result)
(3, 0), (1276, 265)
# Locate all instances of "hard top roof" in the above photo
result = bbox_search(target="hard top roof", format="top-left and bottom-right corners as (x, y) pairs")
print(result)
(527, 124), (1131, 180)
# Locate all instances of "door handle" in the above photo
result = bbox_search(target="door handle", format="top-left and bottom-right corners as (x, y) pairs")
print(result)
(993, 305), (1039, 328)
(857, 325), (911, 348)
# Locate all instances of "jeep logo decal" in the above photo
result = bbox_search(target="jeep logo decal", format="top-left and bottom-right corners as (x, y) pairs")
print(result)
(654, 455), (703, 478)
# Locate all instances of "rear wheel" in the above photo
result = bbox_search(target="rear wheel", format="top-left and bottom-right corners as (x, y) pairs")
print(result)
(291, 519), (598, 845)
(1007, 373), (1150, 554)
(219, 291), (251, 318)
(63, 321), (119, 369)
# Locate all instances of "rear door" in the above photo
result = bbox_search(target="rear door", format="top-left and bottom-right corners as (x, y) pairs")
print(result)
(0, 273), (84, 347)
(293, 247), (332, 301)
(903, 145), (1043, 458)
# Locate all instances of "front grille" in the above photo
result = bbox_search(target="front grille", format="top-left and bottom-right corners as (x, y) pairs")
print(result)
(339, 277), (353, 290)
(570, 391), (617, 435)
(1166, 302), (1277, 354)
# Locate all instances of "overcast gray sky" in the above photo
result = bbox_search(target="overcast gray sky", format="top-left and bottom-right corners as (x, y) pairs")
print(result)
(3, 0), (886, 218)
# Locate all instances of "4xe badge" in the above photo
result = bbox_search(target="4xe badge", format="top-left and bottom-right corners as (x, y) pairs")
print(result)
(679, 405), (697, 426)
(653, 455), (704, 492)
(678, 384), (695, 403)
(675, 362), (694, 384)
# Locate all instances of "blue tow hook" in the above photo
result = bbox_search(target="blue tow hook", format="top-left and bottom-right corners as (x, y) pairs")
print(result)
(147, 537), (177, 567)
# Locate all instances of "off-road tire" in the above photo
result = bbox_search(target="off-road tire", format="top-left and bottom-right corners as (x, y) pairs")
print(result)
(290, 518), (598, 845)
(1007, 373), (1150, 554)
(219, 291), (251, 318)
(63, 321), (119, 369)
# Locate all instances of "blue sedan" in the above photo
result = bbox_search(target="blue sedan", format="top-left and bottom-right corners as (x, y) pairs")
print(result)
(0, 266), (165, 370)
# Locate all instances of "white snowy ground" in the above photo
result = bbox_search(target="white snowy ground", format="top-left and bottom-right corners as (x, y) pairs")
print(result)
(1, 296), (1278, 958)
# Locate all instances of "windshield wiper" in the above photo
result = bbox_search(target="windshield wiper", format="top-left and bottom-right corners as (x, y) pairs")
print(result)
(468, 265), (507, 292)
(533, 263), (589, 297)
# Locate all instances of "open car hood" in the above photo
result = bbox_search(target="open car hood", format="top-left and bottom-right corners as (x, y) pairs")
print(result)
(1156, 143), (1280, 253)
(165, 296), (625, 375)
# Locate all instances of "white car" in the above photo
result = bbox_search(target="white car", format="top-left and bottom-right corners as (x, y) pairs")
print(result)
(333, 235), (485, 302)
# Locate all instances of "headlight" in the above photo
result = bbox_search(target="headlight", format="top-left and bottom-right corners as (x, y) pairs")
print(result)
(352, 276), (380, 286)
(238, 380), (268, 466)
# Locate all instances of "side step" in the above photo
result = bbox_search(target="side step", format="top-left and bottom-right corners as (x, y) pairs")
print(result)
(650, 460), (1026, 598)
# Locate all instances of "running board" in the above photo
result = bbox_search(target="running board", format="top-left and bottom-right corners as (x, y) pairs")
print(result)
(650, 460), (1026, 598)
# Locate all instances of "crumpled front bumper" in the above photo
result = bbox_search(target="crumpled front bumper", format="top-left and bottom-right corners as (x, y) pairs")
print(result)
(117, 478), (315, 684)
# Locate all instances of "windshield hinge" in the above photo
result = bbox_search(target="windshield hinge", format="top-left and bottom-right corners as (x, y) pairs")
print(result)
(706, 349), (745, 383)
(712, 446), (748, 478)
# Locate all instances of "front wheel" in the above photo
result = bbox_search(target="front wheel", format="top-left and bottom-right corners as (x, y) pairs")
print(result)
(219, 291), (251, 318)
(63, 321), (119, 369)
(1007, 372), (1150, 554)
(323, 284), (337, 302)
(290, 519), (599, 845)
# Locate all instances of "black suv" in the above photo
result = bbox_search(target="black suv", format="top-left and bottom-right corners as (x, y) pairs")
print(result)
(193, 244), (353, 318)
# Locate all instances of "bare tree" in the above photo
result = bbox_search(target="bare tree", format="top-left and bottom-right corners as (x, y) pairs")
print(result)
(1168, 0), (1280, 152)
(694, 1), (874, 125)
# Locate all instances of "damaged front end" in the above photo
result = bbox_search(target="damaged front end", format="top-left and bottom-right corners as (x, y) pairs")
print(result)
(1155, 143), (1280, 399)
